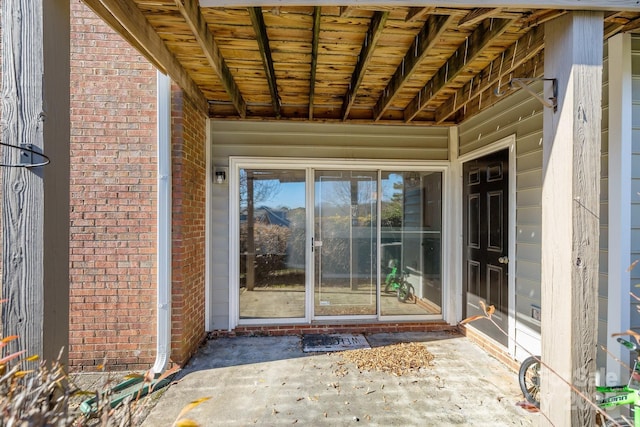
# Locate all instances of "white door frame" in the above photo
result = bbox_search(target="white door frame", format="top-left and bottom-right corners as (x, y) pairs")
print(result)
(228, 157), (450, 329)
(456, 134), (517, 357)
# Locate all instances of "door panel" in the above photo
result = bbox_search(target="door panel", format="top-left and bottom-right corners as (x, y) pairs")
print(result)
(463, 150), (509, 345)
(238, 169), (307, 320)
(314, 171), (377, 317)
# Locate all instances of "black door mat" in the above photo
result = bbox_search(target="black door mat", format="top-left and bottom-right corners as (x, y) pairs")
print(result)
(302, 333), (370, 352)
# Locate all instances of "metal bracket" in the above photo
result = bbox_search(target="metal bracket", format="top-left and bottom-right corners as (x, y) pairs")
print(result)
(495, 78), (558, 112)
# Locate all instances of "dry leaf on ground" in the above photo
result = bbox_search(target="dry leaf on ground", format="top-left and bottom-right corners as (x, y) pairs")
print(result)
(337, 342), (435, 376)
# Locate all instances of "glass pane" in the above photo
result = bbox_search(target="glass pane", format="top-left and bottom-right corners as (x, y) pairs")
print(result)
(239, 169), (306, 319)
(314, 171), (377, 316)
(381, 171), (442, 316)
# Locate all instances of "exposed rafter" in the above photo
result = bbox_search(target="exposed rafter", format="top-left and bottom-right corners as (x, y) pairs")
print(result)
(405, 7), (435, 22)
(248, 7), (281, 118)
(621, 16), (640, 32)
(83, 0), (165, 73)
(519, 9), (566, 29)
(435, 24), (544, 123)
(341, 11), (389, 121)
(373, 14), (454, 121)
(461, 51), (544, 121)
(175, 0), (246, 118)
(404, 18), (512, 123)
(309, 6), (321, 120)
(458, 8), (501, 28)
(84, 0), (209, 113)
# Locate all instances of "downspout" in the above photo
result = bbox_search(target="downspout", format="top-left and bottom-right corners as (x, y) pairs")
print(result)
(152, 70), (172, 374)
(78, 70), (174, 416)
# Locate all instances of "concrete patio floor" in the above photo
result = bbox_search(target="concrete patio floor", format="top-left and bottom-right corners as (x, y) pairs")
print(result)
(140, 331), (535, 426)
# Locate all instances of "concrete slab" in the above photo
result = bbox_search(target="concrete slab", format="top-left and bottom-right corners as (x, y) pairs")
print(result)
(141, 332), (535, 426)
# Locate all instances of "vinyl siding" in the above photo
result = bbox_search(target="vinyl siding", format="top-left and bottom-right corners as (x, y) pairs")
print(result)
(208, 121), (450, 330)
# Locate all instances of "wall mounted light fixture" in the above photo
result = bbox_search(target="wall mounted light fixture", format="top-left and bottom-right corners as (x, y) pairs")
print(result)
(214, 167), (228, 184)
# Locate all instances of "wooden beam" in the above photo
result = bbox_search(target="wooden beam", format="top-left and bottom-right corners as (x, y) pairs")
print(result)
(175, 0), (246, 118)
(519, 9), (567, 29)
(342, 11), (389, 120)
(458, 51), (544, 120)
(373, 13), (454, 121)
(2, 0), (70, 364)
(404, 18), (512, 122)
(199, 0), (640, 12)
(436, 24), (544, 123)
(405, 7), (434, 22)
(620, 16), (640, 32)
(82, 0), (165, 72)
(309, 6), (321, 119)
(458, 8), (501, 28)
(248, 7), (281, 118)
(541, 11), (603, 426)
(87, 0), (208, 114)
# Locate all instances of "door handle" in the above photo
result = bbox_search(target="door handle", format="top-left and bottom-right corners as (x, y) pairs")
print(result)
(498, 256), (509, 264)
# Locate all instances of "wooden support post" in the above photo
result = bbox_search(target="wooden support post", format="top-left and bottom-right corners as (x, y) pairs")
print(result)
(541, 11), (603, 426)
(1, 0), (70, 364)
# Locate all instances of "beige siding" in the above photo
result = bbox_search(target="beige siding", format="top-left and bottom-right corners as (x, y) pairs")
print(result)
(208, 121), (450, 330)
(212, 121), (450, 160)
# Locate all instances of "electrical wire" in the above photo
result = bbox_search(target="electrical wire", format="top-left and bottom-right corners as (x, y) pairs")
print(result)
(0, 141), (50, 168)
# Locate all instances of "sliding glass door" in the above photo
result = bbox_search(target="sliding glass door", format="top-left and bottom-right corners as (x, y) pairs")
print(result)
(314, 171), (377, 317)
(235, 162), (443, 324)
(239, 169), (306, 320)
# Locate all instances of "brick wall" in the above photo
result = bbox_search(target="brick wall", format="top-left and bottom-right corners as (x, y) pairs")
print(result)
(69, 0), (158, 371)
(170, 84), (207, 365)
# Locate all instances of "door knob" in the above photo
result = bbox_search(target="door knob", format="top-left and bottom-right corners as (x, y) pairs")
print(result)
(498, 256), (509, 264)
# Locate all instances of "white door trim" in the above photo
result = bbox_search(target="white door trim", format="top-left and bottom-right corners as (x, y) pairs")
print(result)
(457, 134), (517, 357)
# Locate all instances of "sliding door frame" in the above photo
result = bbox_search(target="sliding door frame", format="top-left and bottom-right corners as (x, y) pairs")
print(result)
(229, 157), (450, 329)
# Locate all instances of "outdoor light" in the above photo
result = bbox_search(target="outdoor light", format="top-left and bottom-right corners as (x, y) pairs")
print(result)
(215, 170), (226, 184)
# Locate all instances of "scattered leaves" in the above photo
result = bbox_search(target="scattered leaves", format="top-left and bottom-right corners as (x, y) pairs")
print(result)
(337, 342), (435, 376)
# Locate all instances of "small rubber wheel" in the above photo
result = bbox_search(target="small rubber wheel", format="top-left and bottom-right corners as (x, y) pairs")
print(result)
(397, 282), (410, 302)
(519, 356), (541, 408)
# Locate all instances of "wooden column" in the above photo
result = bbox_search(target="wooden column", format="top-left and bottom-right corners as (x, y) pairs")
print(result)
(1, 0), (70, 364)
(541, 11), (603, 426)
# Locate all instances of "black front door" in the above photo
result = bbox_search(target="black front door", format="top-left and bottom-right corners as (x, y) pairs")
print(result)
(463, 149), (509, 346)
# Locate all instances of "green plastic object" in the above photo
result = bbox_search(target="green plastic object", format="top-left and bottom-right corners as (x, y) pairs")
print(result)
(79, 375), (172, 416)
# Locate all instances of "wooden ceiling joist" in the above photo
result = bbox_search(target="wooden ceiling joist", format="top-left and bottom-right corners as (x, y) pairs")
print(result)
(404, 18), (512, 123)
(621, 16), (640, 32)
(461, 51), (544, 120)
(405, 7), (435, 23)
(82, 0), (165, 73)
(175, 0), (246, 118)
(309, 6), (321, 120)
(435, 24), (544, 123)
(248, 7), (281, 118)
(341, 11), (389, 121)
(372, 13), (455, 121)
(85, 0), (208, 113)
(458, 8), (501, 28)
